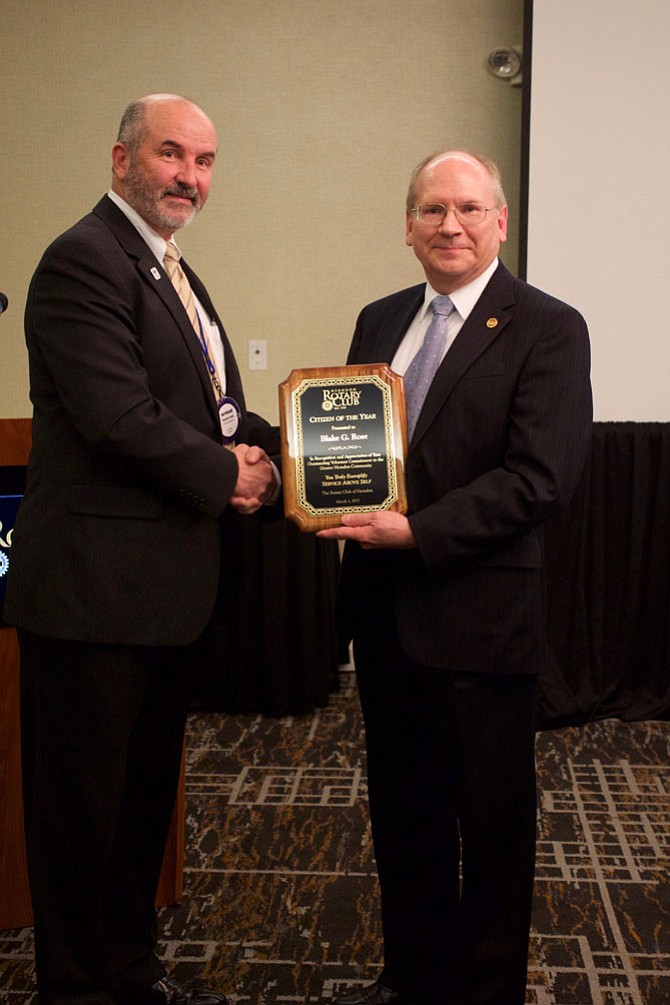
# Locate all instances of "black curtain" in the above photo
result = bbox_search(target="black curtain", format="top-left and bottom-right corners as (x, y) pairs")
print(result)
(197, 422), (670, 726)
(193, 516), (341, 716)
(540, 421), (670, 728)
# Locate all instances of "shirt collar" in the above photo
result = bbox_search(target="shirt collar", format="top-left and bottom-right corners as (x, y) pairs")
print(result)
(106, 189), (179, 265)
(421, 258), (499, 321)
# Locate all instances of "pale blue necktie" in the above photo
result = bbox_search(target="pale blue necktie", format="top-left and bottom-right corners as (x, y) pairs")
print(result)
(404, 294), (455, 438)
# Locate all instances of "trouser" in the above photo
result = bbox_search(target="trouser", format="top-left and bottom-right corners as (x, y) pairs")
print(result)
(354, 628), (538, 1005)
(19, 631), (194, 1005)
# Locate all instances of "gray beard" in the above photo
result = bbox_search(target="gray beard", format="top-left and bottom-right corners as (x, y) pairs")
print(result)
(123, 167), (200, 233)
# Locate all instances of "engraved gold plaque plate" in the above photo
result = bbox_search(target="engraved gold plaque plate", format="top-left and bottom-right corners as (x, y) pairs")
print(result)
(279, 364), (408, 532)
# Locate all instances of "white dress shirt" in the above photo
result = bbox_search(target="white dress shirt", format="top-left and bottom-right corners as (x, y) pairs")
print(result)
(392, 258), (499, 375)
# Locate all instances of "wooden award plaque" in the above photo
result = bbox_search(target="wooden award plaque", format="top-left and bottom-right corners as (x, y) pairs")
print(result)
(279, 364), (408, 532)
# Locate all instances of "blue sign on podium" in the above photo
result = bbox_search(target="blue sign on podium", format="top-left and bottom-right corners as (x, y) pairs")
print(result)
(0, 465), (26, 622)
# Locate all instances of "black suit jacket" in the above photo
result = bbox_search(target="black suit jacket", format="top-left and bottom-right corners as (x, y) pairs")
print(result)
(5, 195), (274, 646)
(341, 262), (593, 675)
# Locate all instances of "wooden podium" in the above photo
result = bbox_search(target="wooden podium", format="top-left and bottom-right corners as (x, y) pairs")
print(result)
(0, 419), (184, 930)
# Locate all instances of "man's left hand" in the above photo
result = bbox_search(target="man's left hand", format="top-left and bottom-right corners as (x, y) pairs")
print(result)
(317, 511), (416, 549)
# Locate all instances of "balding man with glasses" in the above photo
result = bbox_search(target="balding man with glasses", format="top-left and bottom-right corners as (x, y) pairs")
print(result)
(319, 150), (592, 1005)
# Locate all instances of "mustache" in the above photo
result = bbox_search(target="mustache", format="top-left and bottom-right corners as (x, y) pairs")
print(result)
(162, 184), (199, 203)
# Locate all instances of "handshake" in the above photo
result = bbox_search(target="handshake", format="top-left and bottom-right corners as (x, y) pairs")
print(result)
(229, 443), (278, 515)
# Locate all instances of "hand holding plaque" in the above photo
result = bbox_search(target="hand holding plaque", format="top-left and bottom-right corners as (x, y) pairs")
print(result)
(278, 364), (408, 532)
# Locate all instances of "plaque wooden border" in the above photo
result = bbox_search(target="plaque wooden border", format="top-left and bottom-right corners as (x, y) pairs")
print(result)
(279, 364), (408, 532)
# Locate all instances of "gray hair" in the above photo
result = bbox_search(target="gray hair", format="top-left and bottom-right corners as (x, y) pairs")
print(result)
(116, 93), (196, 159)
(406, 149), (507, 211)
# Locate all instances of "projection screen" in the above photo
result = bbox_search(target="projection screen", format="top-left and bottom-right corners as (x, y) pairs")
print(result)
(524, 0), (670, 420)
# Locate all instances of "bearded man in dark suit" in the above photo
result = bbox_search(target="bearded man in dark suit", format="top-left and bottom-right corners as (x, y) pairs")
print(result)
(5, 94), (278, 1005)
(319, 151), (592, 1005)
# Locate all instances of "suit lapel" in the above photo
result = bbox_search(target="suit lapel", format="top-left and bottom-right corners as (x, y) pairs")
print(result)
(384, 290), (426, 360)
(348, 286), (421, 366)
(93, 197), (223, 424)
(410, 264), (516, 445)
(186, 263), (247, 418)
(141, 254), (221, 420)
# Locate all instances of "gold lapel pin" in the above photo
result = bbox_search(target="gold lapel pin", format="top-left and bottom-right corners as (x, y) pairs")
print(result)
(486, 317), (499, 329)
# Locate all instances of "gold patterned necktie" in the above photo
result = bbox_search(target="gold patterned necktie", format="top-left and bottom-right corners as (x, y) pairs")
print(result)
(404, 294), (455, 438)
(163, 241), (225, 405)
(163, 241), (200, 334)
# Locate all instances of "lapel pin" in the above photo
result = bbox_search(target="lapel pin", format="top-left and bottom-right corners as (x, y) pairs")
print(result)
(150, 266), (161, 280)
(486, 317), (499, 328)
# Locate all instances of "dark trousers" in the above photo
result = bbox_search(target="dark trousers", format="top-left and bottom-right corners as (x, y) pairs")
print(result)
(353, 629), (538, 1005)
(19, 631), (195, 1005)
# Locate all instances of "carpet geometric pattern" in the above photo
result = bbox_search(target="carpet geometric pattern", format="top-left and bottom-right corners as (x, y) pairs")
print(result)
(1, 670), (669, 1004)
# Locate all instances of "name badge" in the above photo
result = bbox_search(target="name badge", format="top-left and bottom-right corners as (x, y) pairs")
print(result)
(218, 396), (241, 444)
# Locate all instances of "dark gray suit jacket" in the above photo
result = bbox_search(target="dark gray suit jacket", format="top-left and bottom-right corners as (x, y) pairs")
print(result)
(341, 262), (593, 674)
(5, 195), (274, 646)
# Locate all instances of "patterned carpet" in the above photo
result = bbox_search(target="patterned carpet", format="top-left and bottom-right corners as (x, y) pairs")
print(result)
(1, 669), (669, 1004)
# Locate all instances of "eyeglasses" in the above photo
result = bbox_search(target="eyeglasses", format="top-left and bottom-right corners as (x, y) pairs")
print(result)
(410, 203), (496, 227)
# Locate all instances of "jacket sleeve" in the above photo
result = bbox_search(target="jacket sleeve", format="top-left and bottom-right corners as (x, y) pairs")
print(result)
(26, 222), (240, 518)
(407, 298), (593, 573)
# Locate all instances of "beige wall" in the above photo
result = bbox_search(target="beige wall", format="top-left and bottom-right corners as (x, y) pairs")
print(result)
(1, 0), (523, 422)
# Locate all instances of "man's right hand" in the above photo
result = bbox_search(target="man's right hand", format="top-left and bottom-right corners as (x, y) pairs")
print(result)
(230, 443), (276, 514)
